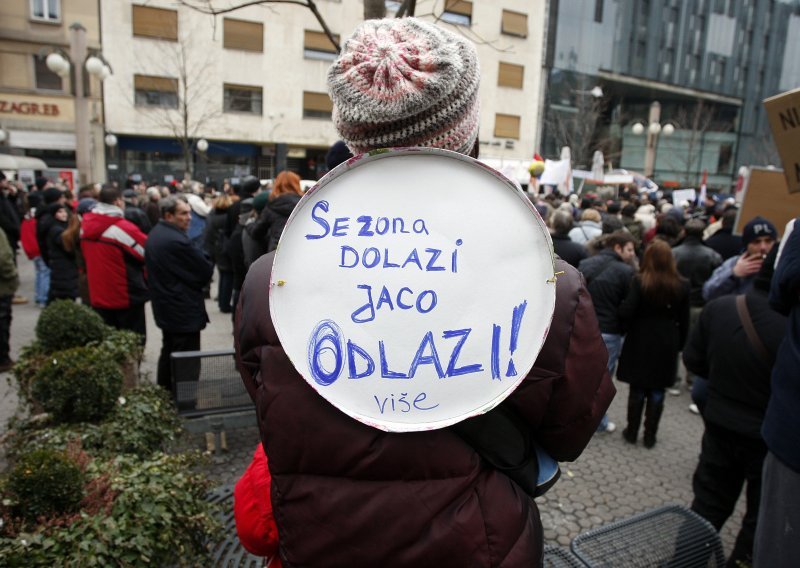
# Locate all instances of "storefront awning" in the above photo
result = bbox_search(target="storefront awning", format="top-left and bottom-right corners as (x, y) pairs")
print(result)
(0, 153), (49, 170)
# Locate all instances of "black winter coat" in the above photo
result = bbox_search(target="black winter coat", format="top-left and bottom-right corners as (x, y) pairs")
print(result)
(247, 193), (302, 252)
(704, 228), (742, 261)
(578, 249), (635, 334)
(617, 276), (690, 389)
(46, 220), (79, 301)
(672, 236), (723, 307)
(552, 233), (588, 268)
(145, 220), (214, 333)
(204, 209), (232, 272)
(683, 288), (786, 439)
(35, 204), (58, 266)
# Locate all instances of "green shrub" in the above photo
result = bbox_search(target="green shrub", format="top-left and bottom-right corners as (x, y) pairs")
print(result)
(35, 301), (106, 353)
(90, 328), (144, 365)
(6, 448), (85, 523)
(31, 346), (123, 423)
(10, 342), (48, 406)
(94, 383), (181, 457)
(0, 452), (219, 567)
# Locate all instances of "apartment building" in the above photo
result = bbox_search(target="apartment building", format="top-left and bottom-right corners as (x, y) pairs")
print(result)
(101, 0), (546, 184)
(0, 0), (106, 186)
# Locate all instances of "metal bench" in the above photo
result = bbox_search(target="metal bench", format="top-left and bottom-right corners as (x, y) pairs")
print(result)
(569, 504), (725, 567)
(170, 349), (256, 449)
(543, 544), (585, 567)
(206, 484), (266, 568)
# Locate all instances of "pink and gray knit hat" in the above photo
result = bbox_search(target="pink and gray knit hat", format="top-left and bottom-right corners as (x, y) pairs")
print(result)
(328, 18), (480, 155)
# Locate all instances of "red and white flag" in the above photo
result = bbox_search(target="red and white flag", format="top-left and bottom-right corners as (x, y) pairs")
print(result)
(698, 170), (707, 205)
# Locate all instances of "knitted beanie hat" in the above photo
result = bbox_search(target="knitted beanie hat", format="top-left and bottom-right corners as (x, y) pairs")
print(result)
(328, 18), (480, 155)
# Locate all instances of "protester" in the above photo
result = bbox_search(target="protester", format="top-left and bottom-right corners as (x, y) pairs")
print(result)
(703, 216), (777, 302)
(80, 186), (149, 342)
(44, 204), (79, 303)
(0, 227), (18, 373)
(578, 230), (638, 433)
(549, 209), (588, 268)
(704, 208), (742, 260)
(234, 18), (614, 566)
(122, 189), (152, 234)
(242, 192), (269, 268)
(568, 208), (603, 245)
(35, 187), (65, 268)
(204, 194), (234, 313)
(20, 194), (48, 307)
(618, 240), (690, 447)
(685, 246), (785, 567)
(145, 195), (213, 395)
(247, 171), (303, 253)
(754, 218), (800, 567)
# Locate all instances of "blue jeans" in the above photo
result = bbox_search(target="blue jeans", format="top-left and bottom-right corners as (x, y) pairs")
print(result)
(33, 256), (50, 305)
(598, 333), (625, 431)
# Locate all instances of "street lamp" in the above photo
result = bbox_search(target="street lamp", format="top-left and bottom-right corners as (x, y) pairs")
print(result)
(41, 23), (113, 186)
(196, 138), (209, 153)
(630, 101), (674, 178)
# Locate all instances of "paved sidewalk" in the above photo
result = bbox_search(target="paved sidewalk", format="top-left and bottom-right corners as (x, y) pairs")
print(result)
(2, 258), (745, 556)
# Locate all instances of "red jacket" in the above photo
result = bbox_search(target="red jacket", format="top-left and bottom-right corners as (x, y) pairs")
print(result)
(80, 210), (149, 309)
(234, 444), (282, 567)
(235, 254), (614, 567)
(20, 217), (39, 260)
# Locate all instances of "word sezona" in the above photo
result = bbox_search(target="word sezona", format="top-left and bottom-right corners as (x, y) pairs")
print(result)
(305, 200), (430, 239)
(305, 300), (529, 413)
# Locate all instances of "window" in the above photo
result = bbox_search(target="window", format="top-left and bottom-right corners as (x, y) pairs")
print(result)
(30, 0), (60, 23)
(132, 5), (178, 41)
(304, 30), (340, 61)
(717, 143), (733, 173)
(494, 114), (520, 139)
(501, 10), (528, 38)
(224, 84), (262, 114)
(303, 91), (332, 119)
(497, 62), (524, 89)
(441, 1), (472, 26)
(594, 0), (604, 23)
(223, 18), (263, 52)
(134, 75), (178, 108)
(34, 55), (63, 90)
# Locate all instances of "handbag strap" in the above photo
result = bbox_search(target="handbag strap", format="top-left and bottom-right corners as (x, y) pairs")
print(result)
(735, 294), (771, 365)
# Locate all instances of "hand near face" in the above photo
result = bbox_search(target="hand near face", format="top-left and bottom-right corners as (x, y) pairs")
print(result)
(732, 252), (763, 278)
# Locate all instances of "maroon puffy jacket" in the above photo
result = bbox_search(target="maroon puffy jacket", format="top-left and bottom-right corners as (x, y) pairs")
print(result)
(235, 254), (614, 568)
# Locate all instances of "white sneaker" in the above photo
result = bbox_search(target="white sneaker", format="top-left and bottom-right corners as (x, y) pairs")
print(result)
(668, 388), (681, 396)
(689, 404), (699, 415)
(605, 421), (617, 433)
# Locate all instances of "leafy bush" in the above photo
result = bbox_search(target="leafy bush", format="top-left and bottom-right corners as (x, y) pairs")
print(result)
(35, 301), (107, 353)
(10, 342), (48, 407)
(31, 346), (122, 423)
(6, 448), (85, 523)
(94, 383), (181, 456)
(90, 328), (144, 365)
(0, 452), (219, 567)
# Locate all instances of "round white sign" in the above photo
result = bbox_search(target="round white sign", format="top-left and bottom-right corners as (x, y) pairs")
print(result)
(270, 148), (556, 432)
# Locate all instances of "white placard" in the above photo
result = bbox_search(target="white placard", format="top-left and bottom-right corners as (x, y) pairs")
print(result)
(269, 149), (557, 432)
(672, 188), (697, 205)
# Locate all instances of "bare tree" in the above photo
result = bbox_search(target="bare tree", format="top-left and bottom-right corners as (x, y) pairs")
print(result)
(140, 31), (221, 177)
(665, 101), (718, 187)
(742, 130), (780, 167)
(546, 95), (608, 170)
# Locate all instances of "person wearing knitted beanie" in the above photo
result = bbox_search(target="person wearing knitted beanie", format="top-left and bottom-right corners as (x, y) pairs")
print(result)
(328, 18), (480, 156)
(234, 17), (614, 568)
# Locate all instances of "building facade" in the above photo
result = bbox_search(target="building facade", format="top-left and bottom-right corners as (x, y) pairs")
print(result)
(543, 0), (800, 190)
(100, 0), (546, 185)
(0, 0), (107, 187)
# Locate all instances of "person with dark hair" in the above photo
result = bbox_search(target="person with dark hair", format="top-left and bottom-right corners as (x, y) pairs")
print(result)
(234, 17), (614, 566)
(685, 245), (786, 567)
(705, 208), (742, 260)
(226, 175), (260, 239)
(621, 203), (645, 251)
(325, 140), (353, 171)
(35, 186), (65, 268)
(122, 189), (152, 234)
(549, 209), (588, 268)
(703, 216), (777, 302)
(672, 218), (723, 406)
(45, 204), (79, 303)
(80, 184), (149, 342)
(0, 226), (18, 372)
(618, 239), (690, 447)
(204, 193), (235, 313)
(579, 230), (638, 433)
(146, 195), (214, 394)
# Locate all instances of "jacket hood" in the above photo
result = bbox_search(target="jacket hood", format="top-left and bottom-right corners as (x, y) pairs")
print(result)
(268, 193), (302, 217)
(80, 211), (125, 240)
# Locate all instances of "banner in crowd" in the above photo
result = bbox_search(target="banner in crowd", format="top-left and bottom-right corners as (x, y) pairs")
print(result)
(736, 167), (800, 238)
(270, 149), (557, 432)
